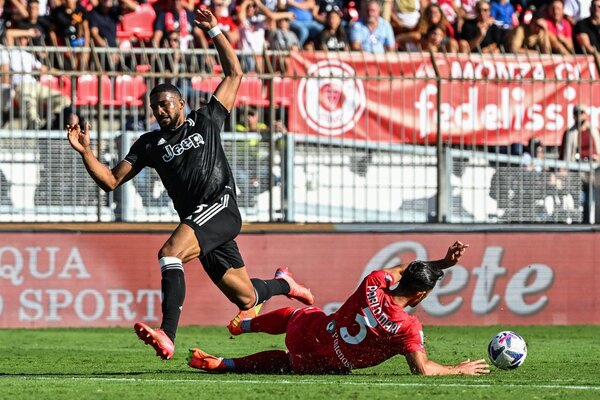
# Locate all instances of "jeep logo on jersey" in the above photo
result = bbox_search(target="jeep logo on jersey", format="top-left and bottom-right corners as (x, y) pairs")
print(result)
(297, 60), (366, 136)
(162, 132), (205, 162)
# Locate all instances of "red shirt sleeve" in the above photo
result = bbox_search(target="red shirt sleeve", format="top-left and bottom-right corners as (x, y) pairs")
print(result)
(396, 317), (425, 355)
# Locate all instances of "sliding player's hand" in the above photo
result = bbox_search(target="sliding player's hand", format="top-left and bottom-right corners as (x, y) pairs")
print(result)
(444, 241), (469, 267)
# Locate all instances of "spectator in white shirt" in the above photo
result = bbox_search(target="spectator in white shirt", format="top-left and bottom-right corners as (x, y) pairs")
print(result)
(0, 42), (71, 129)
(564, 0), (592, 26)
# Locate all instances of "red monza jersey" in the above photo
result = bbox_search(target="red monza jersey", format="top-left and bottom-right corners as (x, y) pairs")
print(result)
(285, 270), (425, 374)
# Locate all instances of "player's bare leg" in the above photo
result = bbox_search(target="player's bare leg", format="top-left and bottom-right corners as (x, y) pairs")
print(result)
(217, 266), (257, 309)
(135, 224), (200, 359)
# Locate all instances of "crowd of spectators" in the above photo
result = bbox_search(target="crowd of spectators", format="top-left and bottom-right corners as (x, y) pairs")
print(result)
(0, 0), (599, 71)
(1, 0), (598, 219)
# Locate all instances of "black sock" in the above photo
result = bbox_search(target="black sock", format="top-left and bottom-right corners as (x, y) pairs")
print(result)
(160, 269), (185, 342)
(251, 278), (290, 305)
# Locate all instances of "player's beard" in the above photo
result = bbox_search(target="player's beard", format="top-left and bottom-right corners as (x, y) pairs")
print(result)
(158, 116), (178, 131)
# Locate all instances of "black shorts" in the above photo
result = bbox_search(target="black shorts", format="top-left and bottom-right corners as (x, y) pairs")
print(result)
(182, 192), (245, 283)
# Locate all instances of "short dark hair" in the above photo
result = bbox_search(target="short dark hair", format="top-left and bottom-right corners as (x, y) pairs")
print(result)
(398, 261), (444, 293)
(150, 83), (182, 99)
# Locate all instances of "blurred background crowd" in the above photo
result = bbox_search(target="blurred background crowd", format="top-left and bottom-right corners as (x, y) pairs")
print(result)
(0, 0), (599, 70)
(1, 0), (599, 224)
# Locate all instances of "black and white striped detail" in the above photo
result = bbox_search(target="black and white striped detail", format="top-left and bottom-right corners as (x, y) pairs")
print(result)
(159, 256), (184, 273)
(187, 194), (229, 227)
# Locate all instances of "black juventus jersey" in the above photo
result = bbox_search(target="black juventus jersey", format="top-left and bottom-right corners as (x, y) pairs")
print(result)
(124, 97), (236, 219)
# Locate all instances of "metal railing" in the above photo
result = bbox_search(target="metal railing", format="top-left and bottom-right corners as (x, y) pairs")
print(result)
(0, 46), (598, 223)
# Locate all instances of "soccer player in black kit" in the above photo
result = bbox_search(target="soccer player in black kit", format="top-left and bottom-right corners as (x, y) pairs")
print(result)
(67, 8), (313, 360)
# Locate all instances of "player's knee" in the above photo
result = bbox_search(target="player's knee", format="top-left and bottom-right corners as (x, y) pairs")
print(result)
(158, 248), (169, 260)
(158, 243), (179, 260)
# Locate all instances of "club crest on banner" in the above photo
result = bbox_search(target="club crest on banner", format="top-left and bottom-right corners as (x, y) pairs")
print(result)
(297, 60), (366, 135)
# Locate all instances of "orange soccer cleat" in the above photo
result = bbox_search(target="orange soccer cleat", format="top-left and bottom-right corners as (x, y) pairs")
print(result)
(134, 322), (175, 360)
(187, 348), (227, 372)
(227, 303), (262, 336)
(275, 267), (314, 306)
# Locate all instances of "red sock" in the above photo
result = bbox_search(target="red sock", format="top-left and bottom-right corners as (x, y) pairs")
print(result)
(250, 307), (296, 334)
(232, 350), (292, 373)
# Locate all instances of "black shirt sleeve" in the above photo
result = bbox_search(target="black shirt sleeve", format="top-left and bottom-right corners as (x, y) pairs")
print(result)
(124, 134), (150, 172)
(204, 95), (229, 131)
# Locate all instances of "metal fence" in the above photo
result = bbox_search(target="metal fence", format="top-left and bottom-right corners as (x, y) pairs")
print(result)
(0, 46), (597, 223)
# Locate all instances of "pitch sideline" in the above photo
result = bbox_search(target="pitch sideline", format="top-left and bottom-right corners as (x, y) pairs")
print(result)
(4, 376), (600, 391)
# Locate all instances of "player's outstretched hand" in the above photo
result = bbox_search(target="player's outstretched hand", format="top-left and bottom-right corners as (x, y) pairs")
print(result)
(455, 358), (490, 375)
(443, 240), (469, 267)
(67, 121), (91, 155)
(195, 8), (217, 31)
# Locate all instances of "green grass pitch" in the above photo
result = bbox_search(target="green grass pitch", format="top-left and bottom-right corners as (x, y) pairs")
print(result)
(1, 325), (598, 399)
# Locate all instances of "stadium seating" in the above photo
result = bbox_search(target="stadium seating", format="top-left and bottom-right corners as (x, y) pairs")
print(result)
(191, 76), (221, 94)
(75, 75), (118, 107)
(271, 76), (293, 107)
(115, 75), (146, 107)
(117, 3), (156, 42)
(192, 76), (271, 106)
(74, 74), (99, 106)
(39, 74), (72, 99)
(236, 76), (270, 107)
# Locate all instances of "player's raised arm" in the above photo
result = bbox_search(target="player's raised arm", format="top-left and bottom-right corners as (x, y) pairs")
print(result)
(194, 8), (242, 112)
(67, 122), (137, 192)
(383, 241), (469, 282)
(440, 241), (469, 268)
(405, 351), (490, 376)
(428, 240), (469, 269)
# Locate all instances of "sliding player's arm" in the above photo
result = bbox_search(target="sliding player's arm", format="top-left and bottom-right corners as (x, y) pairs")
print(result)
(383, 241), (469, 282)
(405, 350), (490, 376)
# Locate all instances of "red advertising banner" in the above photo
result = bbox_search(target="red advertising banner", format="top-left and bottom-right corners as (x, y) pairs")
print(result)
(288, 52), (598, 146)
(0, 231), (598, 328)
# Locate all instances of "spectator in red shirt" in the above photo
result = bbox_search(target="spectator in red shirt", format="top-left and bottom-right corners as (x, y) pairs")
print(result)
(188, 242), (491, 376)
(207, 0), (240, 47)
(544, 0), (574, 54)
(153, 0), (208, 49)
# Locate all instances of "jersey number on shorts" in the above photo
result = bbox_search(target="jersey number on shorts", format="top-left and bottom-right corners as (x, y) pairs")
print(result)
(340, 307), (377, 345)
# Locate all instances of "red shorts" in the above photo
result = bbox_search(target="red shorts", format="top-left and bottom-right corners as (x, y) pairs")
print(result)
(285, 307), (349, 374)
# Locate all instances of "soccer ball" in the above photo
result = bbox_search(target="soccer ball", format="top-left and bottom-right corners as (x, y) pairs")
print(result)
(487, 330), (528, 369)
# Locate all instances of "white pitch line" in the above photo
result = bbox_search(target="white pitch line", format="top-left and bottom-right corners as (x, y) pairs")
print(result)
(4, 376), (600, 391)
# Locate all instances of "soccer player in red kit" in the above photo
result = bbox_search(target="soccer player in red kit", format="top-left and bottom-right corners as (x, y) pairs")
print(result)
(188, 241), (490, 375)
